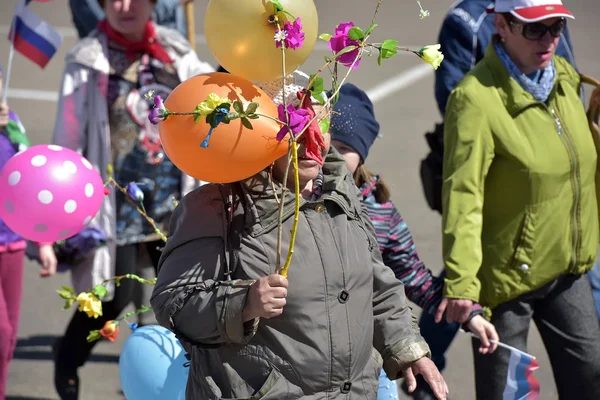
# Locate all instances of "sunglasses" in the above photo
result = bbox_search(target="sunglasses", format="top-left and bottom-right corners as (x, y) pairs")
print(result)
(509, 18), (567, 41)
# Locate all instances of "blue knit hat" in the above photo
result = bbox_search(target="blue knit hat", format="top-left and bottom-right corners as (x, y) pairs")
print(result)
(330, 83), (380, 162)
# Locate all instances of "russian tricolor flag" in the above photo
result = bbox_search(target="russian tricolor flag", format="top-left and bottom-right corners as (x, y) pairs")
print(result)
(9, 1), (63, 68)
(503, 351), (541, 400)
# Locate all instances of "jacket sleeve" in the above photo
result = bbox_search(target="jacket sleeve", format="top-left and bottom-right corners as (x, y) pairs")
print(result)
(442, 87), (494, 302)
(52, 62), (90, 153)
(382, 203), (443, 315)
(150, 185), (259, 346)
(363, 207), (430, 379)
(434, 12), (478, 116)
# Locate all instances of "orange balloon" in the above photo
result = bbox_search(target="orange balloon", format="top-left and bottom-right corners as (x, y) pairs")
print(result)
(159, 72), (288, 183)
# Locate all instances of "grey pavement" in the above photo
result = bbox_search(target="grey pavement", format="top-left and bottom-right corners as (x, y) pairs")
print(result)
(2, 0), (600, 399)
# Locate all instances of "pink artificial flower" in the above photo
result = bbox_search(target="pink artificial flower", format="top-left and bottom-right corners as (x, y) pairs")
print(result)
(276, 104), (310, 142)
(275, 18), (305, 50)
(328, 22), (362, 69)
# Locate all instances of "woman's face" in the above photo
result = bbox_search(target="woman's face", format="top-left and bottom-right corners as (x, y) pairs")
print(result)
(272, 132), (331, 189)
(104, 0), (154, 41)
(331, 140), (361, 174)
(495, 14), (562, 75)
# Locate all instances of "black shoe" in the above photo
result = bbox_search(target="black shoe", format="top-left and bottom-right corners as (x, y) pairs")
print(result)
(53, 339), (80, 400)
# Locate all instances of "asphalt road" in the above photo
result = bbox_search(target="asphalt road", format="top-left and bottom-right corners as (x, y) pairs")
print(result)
(2, 0), (599, 399)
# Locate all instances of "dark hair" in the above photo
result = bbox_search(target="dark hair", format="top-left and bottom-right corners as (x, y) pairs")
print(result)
(354, 164), (391, 204)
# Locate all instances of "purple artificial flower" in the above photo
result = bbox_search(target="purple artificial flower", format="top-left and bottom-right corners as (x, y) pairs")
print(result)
(126, 182), (144, 204)
(148, 95), (168, 125)
(275, 18), (305, 50)
(328, 22), (362, 69)
(276, 104), (311, 142)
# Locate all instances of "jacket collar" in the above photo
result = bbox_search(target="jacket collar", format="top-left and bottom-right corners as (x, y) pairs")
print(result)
(484, 36), (572, 116)
(242, 147), (361, 236)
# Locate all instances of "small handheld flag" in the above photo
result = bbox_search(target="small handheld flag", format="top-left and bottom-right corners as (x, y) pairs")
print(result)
(9, 1), (63, 69)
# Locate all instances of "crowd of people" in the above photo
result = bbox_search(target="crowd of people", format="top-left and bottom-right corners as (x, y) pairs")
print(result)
(1, 0), (599, 399)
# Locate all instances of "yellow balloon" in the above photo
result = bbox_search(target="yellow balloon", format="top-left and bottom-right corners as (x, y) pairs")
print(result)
(204, 0), (318, 83)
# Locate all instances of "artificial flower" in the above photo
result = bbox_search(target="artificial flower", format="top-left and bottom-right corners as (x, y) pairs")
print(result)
(298, 91), (326, 165)
(126, 182), (144, 204)
(99, 320), (120, 342)
(197, 93), (231, 117)
(148, 96), (168, 125)
(418, 44), (444, 70)
(417, 1), (430, 19)
(328, 22), (362, 69)
(276, 104), (311, 142)
(76, 292), (103, 318)
(275, 17), (305, 50)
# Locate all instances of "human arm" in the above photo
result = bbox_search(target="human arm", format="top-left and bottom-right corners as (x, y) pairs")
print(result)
(150, 185), (261, 345)
(441, 88), (495, 318)
(38, 244), (57, 277)
(434, 13), (479, 116)
(52, 62), (90, 153)
(381, 204), (444, 315)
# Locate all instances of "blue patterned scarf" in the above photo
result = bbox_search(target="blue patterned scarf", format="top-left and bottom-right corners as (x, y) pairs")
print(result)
(494, 40), (556, 103)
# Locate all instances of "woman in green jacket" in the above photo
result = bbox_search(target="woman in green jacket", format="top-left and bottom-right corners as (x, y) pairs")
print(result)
(441, 0), (600, 398)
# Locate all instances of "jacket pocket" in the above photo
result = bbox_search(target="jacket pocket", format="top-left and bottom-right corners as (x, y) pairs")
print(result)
(509, 211), (534, 272)
(209, 367), (291, 400)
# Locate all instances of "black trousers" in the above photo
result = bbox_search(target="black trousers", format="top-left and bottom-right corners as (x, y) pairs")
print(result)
(55, 241), (162, 371)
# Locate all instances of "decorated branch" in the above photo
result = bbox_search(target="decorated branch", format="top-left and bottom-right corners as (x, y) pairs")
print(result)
(29, 0), (445, 343)
(145, 0), (444, 277)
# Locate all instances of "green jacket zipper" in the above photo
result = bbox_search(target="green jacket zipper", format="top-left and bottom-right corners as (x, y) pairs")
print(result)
(551, 107), (582, 270)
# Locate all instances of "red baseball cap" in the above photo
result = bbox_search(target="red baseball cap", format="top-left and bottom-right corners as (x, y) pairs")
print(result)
(488, 0), (574, 23)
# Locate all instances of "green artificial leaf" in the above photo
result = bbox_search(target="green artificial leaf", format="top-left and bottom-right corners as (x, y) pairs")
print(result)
(319, 118), (331, 135)
(62, 298), (75, 310)
(334, 45), (358, 60)
(319, 33), (332, 42)
(365, 23), (378, 36)
(86, 330), (102, 343)
(241, 117), (254, 130)
(245, 102), (259, 114)
(92, 284), (108, 299)
(380, 39), (399, 58)
(206, 113), (215, 127)
(312, 92), (326, 105)
(233, 101), (244, 114)
(270, 0), (284, 12)
(348, 26), (365, 41)
(60, 285), (75, 295)
(309, 75), (324, 93)
(247, 114), (260, 120)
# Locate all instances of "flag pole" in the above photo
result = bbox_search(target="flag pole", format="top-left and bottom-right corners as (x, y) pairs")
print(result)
(2, 16), (17, 104)
(460, 329), (537, 359)
(184, 1), (196, 50)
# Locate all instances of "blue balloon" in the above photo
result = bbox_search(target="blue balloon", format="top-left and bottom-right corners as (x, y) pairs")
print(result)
(119, 325), (189, 400)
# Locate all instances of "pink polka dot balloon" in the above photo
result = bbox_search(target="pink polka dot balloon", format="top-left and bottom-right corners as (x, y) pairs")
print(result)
(0, 144), (105, 243)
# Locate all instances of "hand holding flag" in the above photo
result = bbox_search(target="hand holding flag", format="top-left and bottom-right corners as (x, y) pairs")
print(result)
(462, 329), (541, 400)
